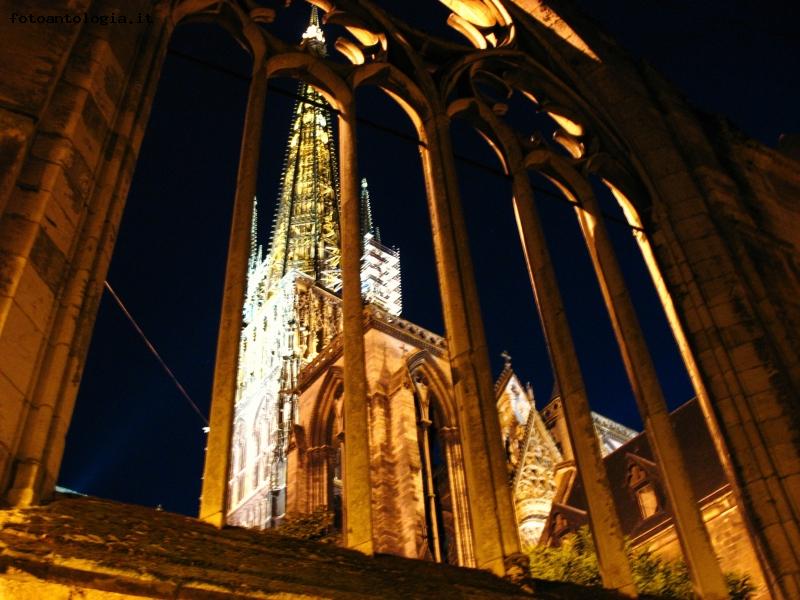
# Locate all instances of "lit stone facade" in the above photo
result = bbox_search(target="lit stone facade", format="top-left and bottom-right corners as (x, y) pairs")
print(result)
(228, 269), (342, 526)
(227, 15), (403, 528)
(288, 306), (476, 564)
(495, 367), (636, 550)
(4, 0), (800, 594)
(542, 398), (770, 597)
(228, 8), (636, 560)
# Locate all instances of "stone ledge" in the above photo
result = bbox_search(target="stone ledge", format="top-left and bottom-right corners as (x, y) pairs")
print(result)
(0, 495), (638, 598)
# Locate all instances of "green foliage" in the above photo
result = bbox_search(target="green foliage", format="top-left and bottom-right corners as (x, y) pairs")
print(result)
(278, 507), (340, 544)
(725, 572), (756, 600)
(528, 526), (754, 599)
(528, 526), (601, 587)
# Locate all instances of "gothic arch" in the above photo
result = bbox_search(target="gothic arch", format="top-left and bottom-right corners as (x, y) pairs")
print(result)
(265, 52), (352, 113)
(309, 366), (344, 448)
(2, 0), (798, 594)
(171, 0), (267, 64)
(443, 91), (739, 593)
(405, 351), (457, 428)
(405, 349), (475, 566)
(351, 63), (432, 140)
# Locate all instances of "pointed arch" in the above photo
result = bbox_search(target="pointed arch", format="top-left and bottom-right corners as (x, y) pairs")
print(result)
(172, 0), (267, 63)
(309, 366), (344, 447)
(406, 350), (458, 428)
(265, 53), (352, 114)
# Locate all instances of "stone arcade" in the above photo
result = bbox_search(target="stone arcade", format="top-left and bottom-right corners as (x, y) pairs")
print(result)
(1, 1), (799, 598)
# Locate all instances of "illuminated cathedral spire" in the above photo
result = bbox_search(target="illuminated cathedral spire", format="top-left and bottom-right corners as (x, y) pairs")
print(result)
(264, 8), (341, 292)
(301, 6), (326, 56)
(360, 179), (402, 316)
(248, 196), (260, 272)
(229, 8), (402, 529)
(360, 178), (379, 240)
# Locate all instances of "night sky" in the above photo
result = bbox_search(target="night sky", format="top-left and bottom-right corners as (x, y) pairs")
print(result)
(58, 1), (799, 517)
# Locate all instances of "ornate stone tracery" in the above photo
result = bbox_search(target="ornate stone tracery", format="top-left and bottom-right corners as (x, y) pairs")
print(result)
(1, 1), (798, 597)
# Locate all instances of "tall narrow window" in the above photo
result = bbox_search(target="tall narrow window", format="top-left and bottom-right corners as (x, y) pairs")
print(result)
(627, 462), (662, 519)
(636, 483), (659, 518)
(414, 380), (456, 564)
(325, 385), (343, 533)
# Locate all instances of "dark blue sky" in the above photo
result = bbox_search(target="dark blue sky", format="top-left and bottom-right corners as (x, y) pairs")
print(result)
(58, 1), (798, 516)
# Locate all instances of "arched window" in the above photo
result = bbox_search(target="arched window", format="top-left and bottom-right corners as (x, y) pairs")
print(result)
(325, 383), (344, 532)
(626, 461), (662, 519)
(229, 419), (248, 507)
(413, 372), (456, 564)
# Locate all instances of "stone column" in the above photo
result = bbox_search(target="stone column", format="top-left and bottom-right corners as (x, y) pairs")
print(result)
(418, 113), (522, 576)
(572, 181), (729, 598)
(4, 10), (173, 506)
(510, 169), (637, 595)
(199, 59), (267, 527)
(440, 426), (476, 567)
(338, 104), (374, 555)
(418, 418), (443, 562)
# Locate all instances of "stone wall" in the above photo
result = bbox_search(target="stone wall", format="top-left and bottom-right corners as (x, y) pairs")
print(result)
(1, 0), (799, 595)
(0, 0), (168, 508)
(640, 491), (769, 598)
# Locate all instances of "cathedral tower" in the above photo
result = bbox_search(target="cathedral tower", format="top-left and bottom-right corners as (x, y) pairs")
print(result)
(227, 9), (402, 529)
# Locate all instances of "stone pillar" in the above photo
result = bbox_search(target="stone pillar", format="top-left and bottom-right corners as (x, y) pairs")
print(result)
(3, 8), (172, 506)
(418, 418), (443, 562)
(199, 59), (267, 527)
(338, 105), (374, 555)
(440, 426), (476, 567)
(418, 113), (522, 576)
(510, 169), (637, 595)
(571, 179), (729, 599)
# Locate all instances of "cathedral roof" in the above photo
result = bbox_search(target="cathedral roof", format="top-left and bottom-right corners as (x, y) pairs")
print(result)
(542, 398), (729, 546)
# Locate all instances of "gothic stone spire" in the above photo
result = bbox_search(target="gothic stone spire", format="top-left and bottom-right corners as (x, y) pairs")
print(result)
(264, 14), (341, 292)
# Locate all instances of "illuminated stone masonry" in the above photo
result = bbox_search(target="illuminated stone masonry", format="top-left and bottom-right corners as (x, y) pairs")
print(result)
(495, 363), (636, 551)
(227, 13), (404, 529)
(228, 9), (636, 560)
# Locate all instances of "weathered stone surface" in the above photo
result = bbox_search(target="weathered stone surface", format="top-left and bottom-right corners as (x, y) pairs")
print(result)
(0, 0), (798, 596)
(0, 495), (630, 599)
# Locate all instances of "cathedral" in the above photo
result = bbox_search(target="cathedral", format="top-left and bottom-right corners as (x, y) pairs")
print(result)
(3, 0), (798, 596)
(226, 9), (636, 562)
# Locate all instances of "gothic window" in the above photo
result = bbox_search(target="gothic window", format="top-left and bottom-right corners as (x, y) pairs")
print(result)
(325, 384), (344, 533)
(636, 483), (659, 518)
(232, 423), (246, 504)
(413, 375), (457, 565)
(626, 461), (662, 519)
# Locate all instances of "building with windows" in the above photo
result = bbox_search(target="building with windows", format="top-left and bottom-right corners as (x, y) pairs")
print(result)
(540, 397), (769, 597)
(227, 11), (637, 563)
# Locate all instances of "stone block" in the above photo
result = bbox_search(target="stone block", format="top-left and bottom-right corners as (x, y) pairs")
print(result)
(0, 253), (27, 299)
(0, 370), (25, 463)
(41, 172), (81, 257)
(29, 228), (67, 295)
(748, 391), (786, 423)
(0, 111), (35, 215)
(13, 260), (55, 332)
(672, 213), (715, 243)
(742, 478), (779, 525)
(0, 213), (38, 257)
(770, 445), (800, 478)
(0, 300), (44, 397)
